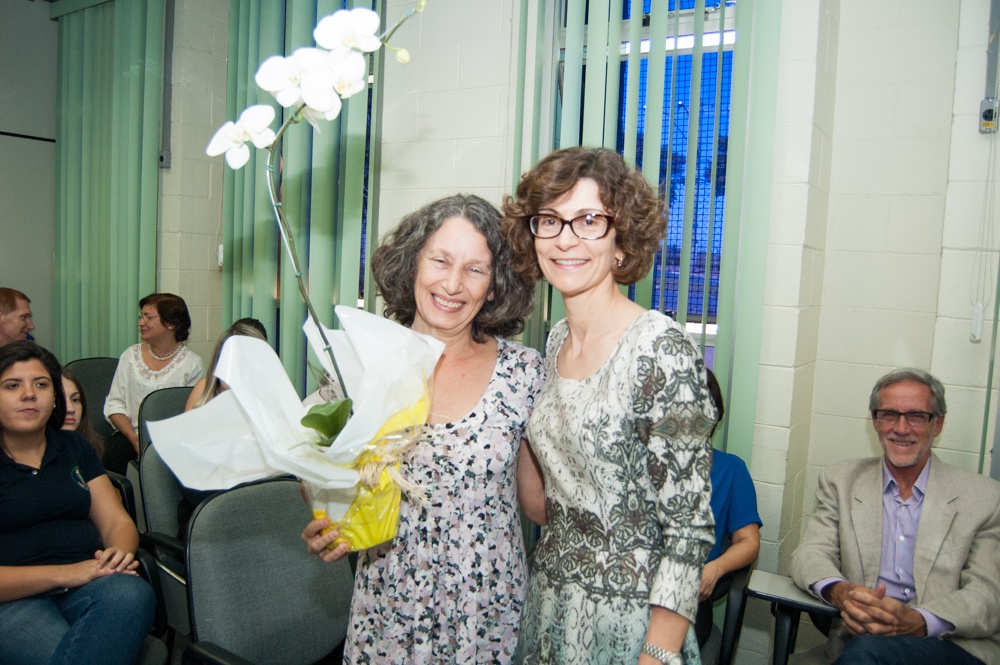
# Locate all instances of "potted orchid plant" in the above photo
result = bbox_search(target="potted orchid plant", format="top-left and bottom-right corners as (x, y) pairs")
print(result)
(206, 2), (425, 395)
(149, 1), (440, 552)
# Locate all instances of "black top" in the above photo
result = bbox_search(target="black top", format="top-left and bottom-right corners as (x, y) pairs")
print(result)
(0, 427), (106, 566)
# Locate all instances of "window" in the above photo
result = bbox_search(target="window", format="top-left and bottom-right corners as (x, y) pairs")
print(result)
(559, 0), (736, 326)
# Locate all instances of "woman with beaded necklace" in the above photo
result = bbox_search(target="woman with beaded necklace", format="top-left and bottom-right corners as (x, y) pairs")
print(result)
(102, 293), (204, 474)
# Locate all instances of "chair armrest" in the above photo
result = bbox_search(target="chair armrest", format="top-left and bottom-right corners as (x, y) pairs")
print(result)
(141, 531), (185, 562)
(182, 642), (257, 665)
(746, 570), (838, 616)
(107, 470), (137, 523)
(133, 547), (169, 638)
(746, 570), (839, 665)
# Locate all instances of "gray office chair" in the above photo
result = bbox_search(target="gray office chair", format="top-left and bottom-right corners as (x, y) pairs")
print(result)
(128, 386), (193, 532)
(63, 356), (118, 440)
(106, 470), (170, 665)
(181, 477), (355, 665)
(138, 386), (192, 452)
(140, 443), (192, 640)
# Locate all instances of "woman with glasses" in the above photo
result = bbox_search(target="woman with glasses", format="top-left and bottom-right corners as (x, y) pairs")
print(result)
(502, 147), (716, 665)
(102, 293), (204, 474)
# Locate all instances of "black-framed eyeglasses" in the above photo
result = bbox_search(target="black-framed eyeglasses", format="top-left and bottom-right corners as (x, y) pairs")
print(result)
(872, 410), (936, 427)
(528, 213), (614, 240)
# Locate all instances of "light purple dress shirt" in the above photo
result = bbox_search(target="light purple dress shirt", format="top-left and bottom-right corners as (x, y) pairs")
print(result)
(812, 458), (953, 638)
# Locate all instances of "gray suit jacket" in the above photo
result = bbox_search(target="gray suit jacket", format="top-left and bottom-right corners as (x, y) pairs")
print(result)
(790, 455), (1000, 664)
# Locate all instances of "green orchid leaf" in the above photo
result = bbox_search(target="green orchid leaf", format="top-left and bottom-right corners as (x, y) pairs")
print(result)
(301, 398), (353, 442)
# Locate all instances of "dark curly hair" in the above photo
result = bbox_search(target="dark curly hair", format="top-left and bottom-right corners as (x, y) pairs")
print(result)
(371, 194), (534, 342)
(501, 147), (664, 285)
(139, 293), (192, 342)
(0, 341), (67, 440)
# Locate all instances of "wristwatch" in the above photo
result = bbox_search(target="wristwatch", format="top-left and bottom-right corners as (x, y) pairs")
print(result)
(642, 642), (683, 665)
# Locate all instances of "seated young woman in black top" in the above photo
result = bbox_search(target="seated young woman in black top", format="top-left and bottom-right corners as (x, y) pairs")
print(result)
(0, 341), (154, 665)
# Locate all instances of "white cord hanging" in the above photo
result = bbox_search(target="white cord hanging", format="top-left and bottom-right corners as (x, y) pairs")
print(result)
(972, 35), (1000, 312)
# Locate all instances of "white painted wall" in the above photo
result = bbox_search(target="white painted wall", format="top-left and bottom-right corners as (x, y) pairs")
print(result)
(807, 0), (995, 517)
(0, 1), (57, 350)
(378, 0), (521, 236)
(743, 1), (998, 662)
(157, 0), (229, 362)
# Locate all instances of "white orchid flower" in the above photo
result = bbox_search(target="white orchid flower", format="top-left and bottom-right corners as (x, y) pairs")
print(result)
(328, 50), (368, 99)
(205, 105), (276, 169)
(314, 8), (382, 57)
(300, 99), (343, 131)
(256, 48), (338, 114)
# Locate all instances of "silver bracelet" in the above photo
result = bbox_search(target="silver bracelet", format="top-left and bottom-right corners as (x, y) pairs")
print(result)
(641, 642), (682, 665)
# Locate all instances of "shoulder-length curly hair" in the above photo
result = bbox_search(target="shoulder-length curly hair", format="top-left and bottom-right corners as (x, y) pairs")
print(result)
(371, 194), (534, 342)
(501, 147), (664, 285)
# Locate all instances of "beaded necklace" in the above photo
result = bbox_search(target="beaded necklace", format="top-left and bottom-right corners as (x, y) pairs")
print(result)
(147, 342), (180, 361)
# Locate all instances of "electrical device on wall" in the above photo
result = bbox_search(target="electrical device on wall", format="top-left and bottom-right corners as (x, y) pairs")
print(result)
(981, 0), (1000, 134)
(980, 98), (997, 134)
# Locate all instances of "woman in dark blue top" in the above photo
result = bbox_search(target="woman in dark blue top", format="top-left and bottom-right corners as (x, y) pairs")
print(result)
(0, 341), (154, 665)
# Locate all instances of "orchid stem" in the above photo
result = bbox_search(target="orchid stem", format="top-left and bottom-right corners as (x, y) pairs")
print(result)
(379, 1), (425, 45)
(255, 0), (427, 403)
(265, 106), (350, 403)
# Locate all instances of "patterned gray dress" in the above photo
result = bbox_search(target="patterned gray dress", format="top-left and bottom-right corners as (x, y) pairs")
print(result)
(345, 339), (544, 664)
(519, 311), (716, 664)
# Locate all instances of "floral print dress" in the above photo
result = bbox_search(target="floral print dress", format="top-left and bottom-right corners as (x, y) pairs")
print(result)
(518, 311), (716, 665)
(345, 339), (545, 664)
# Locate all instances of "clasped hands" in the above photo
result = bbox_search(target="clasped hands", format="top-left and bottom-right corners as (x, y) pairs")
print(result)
(64, 548), (139, 589)
(825, 581), (927, 637)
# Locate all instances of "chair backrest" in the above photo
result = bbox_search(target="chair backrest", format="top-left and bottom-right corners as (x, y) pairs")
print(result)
(139, 387), (192, 453)
(64, 356), (118, 440)
(186, 478), (354, 664)
(140, 443), (184, 540)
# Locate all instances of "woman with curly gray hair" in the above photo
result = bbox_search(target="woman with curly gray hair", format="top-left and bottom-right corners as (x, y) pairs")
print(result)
(302, 194), (545, 664)
(502, 148), (717, 665)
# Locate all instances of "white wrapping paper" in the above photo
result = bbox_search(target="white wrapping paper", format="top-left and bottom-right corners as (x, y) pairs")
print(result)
(147, 305), (443, 523)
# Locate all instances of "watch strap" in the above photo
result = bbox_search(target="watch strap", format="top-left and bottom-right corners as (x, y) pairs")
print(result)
(641, 642), (682, 665)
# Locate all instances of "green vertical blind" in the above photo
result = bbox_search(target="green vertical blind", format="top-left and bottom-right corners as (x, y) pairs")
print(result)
(512, 0), (749, 450)
(53, 0), (164, 361)
(513, 1), (738, 349)
(220, 0), (384, 391)
(514, 0), (737, 345)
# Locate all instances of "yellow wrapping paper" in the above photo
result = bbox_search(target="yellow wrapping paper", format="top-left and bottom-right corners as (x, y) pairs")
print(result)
(314, 466), (400, 551)
(313, 391), (430, 551)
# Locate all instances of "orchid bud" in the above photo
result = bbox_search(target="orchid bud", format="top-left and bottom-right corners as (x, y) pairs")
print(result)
(395, 48), (411, 64)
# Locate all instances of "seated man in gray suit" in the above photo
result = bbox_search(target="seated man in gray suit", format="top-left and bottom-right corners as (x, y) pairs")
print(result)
(791, 368), (1000, 665)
